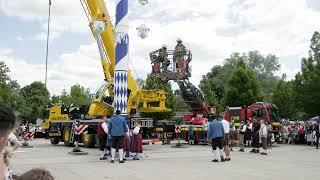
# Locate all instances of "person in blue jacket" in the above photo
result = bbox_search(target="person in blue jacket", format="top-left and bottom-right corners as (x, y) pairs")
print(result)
(108, 110), (128, 163)
(208, 114), (225, 162)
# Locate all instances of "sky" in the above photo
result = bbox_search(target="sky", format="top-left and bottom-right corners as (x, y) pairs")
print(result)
(0, 0), (320, 95)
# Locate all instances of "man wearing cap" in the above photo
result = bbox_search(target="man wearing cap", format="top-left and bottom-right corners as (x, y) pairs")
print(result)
(174, 38), (186, 73)
(157, 45), (169, 71)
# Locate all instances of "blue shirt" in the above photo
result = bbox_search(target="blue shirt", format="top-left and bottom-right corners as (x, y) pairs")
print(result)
(208, 120), (225, 138)
(188, 125), (194, 136)
(108, 115), (128, 136)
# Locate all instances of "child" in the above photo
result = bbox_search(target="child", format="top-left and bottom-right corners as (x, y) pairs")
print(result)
(0, 103), (16, 179)
(133, 125), (143, 160)
(18, 168), (54, 180)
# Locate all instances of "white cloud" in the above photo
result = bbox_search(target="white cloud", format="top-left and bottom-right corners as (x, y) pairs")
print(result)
(0, 0), (89, 41)
(2, 0), (320, 95)
(15, 36), (24, 41)
(34, 31), (61, 41)
(0, 48), (13, 55)
(1, 43), (104, 95)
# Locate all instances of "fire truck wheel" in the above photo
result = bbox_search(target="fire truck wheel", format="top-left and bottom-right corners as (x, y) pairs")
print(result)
(63, 127), (74, 147)
(82, 134), (95, 148)
(50, 137), (59, 145)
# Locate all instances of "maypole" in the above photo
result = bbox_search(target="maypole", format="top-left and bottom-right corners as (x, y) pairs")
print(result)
(114, 0), (129, 115)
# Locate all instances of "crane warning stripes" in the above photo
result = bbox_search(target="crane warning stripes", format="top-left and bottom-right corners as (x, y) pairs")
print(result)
(175, 125), (181, 134)
(24, 131), (35, 140)
(75, 124), (89, 135)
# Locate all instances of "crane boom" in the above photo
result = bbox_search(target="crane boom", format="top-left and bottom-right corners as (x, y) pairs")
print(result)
(81, 0), (170, 116)
(81, 0), (138, 91)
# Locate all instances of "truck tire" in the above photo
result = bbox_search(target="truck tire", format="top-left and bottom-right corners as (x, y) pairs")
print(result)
(50, 137), (59, 145)
(45, 130), (50, 139)
(82, 134), (95, 148)
(63, 127), (74, 147)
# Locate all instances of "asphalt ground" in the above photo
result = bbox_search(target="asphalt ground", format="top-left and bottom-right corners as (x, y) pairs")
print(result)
(11, 139), (320, 180)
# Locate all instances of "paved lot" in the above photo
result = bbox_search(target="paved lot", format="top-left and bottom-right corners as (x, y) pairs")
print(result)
(12, 139), (320, 180)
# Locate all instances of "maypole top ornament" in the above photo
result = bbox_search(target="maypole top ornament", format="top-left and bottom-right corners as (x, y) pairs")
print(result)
(93, 21), (105, 34)
(136, 24), (150, 39)
(138, 0), (149, 6)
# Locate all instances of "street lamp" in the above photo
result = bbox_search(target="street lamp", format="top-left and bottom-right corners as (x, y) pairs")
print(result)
(45, 0), (52, 89)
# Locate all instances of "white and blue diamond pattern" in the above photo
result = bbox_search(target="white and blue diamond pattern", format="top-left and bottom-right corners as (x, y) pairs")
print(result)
(114, 71), (128, 114)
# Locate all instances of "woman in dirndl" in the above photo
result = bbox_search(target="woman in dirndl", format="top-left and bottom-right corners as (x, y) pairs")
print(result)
(133, 125), (143, 160)
(123, 129), (131, 159)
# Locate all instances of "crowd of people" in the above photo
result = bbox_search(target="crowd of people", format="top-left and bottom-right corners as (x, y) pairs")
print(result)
(206, 114), (270, 163)
(1, 100), (319, 178)
(0, 103), (145, 180)
(280, 121), (320, 148)
(97, 110), (143, 163)
(206, 116), (320, 163)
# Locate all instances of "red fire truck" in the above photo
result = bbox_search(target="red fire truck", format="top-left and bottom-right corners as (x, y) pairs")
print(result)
(224, 102), (281, 135)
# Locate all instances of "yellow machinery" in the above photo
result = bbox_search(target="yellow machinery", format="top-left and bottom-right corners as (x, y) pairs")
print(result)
(42, 105), (69, 130)
(43, 0), (170, 146)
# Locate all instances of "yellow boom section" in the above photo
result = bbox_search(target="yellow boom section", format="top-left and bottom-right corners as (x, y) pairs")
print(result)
(81, 0), (138, 91)
(81, 0), (170, 116)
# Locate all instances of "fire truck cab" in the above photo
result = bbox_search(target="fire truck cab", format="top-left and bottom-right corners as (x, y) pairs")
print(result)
(225, 102), (281, 134)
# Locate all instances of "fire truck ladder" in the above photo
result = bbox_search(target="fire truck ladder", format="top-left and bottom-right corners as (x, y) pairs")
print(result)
(176, 79), (208, 116)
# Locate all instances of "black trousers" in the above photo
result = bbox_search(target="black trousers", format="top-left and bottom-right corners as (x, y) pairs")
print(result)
(112, 136), (124, 150)
(98, 134), (107, 151)
(212, 137), (223, 150)
(252, 132), (260, 148)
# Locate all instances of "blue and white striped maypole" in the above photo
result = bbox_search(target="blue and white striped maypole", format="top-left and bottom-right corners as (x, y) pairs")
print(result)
(114, 0), (129, 115)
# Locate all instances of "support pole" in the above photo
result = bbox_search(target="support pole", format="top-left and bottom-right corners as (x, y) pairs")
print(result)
(45, 0), (51, 88)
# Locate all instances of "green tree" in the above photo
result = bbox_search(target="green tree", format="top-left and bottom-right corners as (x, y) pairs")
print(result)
(0, 61), (28, 115)
(172, 90), (189, 111)
(223, 60), (261, 107)
(199, 78), (217, 106)
(70, 85), (90, 106)
(58, 85), (90, 107)
(19, 81), (50, 123)
(136, 78), (145, 88)
(272, 75), (295, 118)
(200, 51), (280, 110)
(50, 95), (60, 104)
(292, 31), (320, 117)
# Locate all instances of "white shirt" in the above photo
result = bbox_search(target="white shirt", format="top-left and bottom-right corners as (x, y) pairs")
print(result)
(133, 125), (141, 135)
(101, 122), (108, 134)
(221, 119), (230, 134)
(240, 124), (247, 132)
(3, 164), (11, 180)
(7, 132), (17, 143)
(259, 124), (268, 137)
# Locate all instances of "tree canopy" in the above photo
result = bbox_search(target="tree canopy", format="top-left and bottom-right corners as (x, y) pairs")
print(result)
(200, 51), (279, 112)
(223, 59), (261, 107)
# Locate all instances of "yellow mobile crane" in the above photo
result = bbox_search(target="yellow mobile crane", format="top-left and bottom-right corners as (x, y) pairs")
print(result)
(43, 0), (170, 147)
